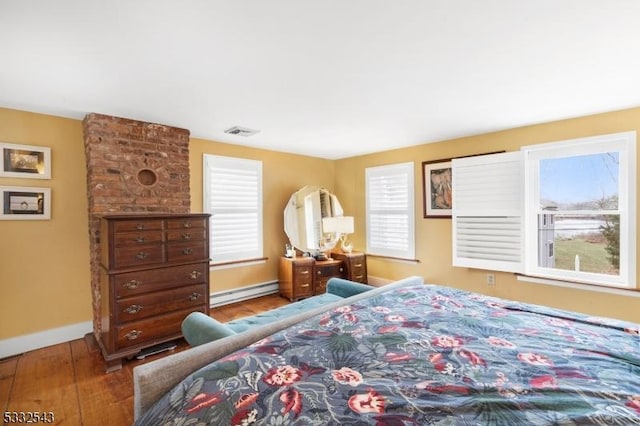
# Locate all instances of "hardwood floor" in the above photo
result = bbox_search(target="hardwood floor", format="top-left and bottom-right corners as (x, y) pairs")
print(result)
(0, 293), (290, 425)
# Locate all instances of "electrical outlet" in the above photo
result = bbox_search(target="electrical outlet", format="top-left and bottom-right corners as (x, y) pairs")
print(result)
(486, 274), (496, 286)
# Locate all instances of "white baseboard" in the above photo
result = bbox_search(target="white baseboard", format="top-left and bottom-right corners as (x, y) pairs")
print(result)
(0, 320), (93, 360)
(209, 280), (279, 308)
(367, 275), (392, 286)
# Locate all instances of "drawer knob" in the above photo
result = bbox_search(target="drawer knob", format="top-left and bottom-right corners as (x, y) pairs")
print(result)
(355, 275), (364, 280)
(189, 270), (201, 280)
(123, 280), (141, 289)
(124, 304), (142, 314)
(182, 247), (193, 255)
(183, 221), (192, 228)
(354, 263), (362, 267)
(135, 236), (146, 243)
(300, 283), (310, 288)
(125, 330), (142, 340)
(317, 271), (322, 275)
(300, 270), (309, 275)
(136, 223), (145, 230)
(182, 233), (192, 240)
(189, 293), (201, 301)
(136, 251), (150, 260)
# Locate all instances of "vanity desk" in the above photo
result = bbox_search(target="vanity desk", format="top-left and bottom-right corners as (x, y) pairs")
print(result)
(281, 185), (366, 302)
(278, 252), (367, 302)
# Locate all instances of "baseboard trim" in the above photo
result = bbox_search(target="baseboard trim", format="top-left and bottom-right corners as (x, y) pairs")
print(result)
(0, 321), (93, 359)
(367, 275), (392, 286)
(209, 280), (279, 308)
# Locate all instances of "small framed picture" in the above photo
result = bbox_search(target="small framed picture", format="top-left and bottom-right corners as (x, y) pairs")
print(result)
(0, 186), (51, 220)
(423, 159), (453, 218)
(0, 142), (51, 179)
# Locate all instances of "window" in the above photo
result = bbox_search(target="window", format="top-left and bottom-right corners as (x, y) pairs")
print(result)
(203, 155), (263, 264)
(365, 162), (415, 259)
(525, 132), (635, 287)
(453, 131), (636, 288)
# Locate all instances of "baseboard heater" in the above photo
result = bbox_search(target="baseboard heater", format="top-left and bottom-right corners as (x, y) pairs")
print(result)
(209, 280), (279, 308)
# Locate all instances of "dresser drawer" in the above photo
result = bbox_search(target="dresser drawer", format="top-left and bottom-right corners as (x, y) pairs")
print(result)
(315, 262), (345, 295)
(167, 241), (208, 263)
(167, 217), (207, 230)
(114, 230), (164, 247)
(293, 265), (313, 297)
(293, 265), (313, 283)
(166, 228), (207, 243)
(115, 307), (203, 350)
(348, 259), (367, 282)
(113, 263), (208, 298)
(113, 244), (165, 268)
(113, 219), (163, 233)
(115, 284), (207, 323)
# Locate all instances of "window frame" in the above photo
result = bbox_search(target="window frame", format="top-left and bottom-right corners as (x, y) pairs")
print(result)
(523, 132), (636, 288)
(365, 161), (415, 260)
(203, 154), (263, 265)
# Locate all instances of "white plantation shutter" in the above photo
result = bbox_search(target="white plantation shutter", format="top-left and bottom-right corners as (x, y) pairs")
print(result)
(203, 155), (263, 263)
(452, 151), (523, 272)
(366, 162), (415, 259)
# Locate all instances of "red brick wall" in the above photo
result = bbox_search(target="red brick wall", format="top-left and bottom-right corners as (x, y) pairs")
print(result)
(83, 113), (191, 336)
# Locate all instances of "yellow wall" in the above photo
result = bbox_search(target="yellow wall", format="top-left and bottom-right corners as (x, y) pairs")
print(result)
(335, 107), (640, 323)
(1, 106), (639, 343)
(188, 137), (334, 292)
(0, 108), (91, 339)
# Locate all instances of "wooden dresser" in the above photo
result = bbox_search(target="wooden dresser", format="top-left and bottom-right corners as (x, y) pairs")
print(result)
(98, 213), (210, 371)
(278, 252), (367, 302)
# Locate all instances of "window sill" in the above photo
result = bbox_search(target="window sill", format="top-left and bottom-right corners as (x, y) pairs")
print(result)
(210, 257), (267, 271)
(517, 274), (640, 298)
(365, 254), (421, 264)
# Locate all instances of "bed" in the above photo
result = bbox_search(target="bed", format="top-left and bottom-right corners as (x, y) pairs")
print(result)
(134, 278), (640, 425)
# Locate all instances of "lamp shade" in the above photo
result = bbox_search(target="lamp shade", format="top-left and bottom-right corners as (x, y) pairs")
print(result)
(322, 216), (354, 234)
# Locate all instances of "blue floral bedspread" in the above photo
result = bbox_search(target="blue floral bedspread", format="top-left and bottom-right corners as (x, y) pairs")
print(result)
(136, 284), (640, 425)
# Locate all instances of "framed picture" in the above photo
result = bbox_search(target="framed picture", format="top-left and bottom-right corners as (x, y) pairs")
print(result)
(423, 158), (453, 218)
(0, 142), (51, 179)
(0, 186), (51, 220)
(422, 151), (505, 218)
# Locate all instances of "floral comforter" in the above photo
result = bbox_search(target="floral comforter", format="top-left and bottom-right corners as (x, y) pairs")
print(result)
(136, 284), (640, 425)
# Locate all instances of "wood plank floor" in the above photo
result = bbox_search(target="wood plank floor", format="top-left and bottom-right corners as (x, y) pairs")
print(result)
(0, 293), (290, 425)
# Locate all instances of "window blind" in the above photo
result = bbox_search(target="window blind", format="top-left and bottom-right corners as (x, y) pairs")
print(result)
(203, 155), (263, 263)
(365, 162), (415, 259)
(452, 151), (523, 272)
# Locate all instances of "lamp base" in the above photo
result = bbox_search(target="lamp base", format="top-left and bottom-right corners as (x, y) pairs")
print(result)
(340, 236), (353, 253)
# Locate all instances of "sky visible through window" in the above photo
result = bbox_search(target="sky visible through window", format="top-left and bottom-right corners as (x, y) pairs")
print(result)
(539, 152), (619, 206)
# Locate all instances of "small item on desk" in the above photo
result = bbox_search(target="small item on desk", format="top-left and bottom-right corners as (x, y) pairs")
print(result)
(285, 244), (294, 258)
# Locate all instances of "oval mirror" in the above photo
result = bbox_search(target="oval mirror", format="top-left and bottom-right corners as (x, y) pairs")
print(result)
(284, 185), (344, 253)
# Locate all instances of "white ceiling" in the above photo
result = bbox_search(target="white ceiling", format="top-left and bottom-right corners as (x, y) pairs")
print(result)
(1, 1), (639, 160)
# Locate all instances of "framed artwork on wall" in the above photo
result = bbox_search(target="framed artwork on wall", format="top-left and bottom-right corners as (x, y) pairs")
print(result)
(0, 186), (51, 220)
(422, 158), (453, 218)
(0, 142), (51, 179)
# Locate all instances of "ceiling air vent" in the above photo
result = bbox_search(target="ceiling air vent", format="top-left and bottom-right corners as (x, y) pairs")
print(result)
(224, 126), (260, 137)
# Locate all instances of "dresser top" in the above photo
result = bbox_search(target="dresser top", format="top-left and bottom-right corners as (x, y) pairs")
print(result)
(100, 213), (210, 220)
